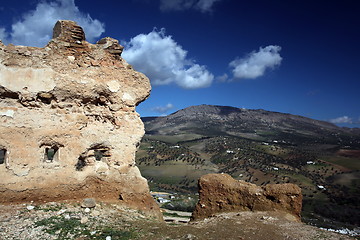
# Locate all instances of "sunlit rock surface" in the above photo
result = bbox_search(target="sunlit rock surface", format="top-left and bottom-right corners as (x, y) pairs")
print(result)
(192, 173), (302, 221)
(0, 20), (160, 218)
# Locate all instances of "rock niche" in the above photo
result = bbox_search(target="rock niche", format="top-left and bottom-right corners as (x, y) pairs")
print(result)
(0, 20), (160, 218)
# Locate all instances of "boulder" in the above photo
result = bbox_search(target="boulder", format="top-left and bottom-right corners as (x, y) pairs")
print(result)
(191, 173), (302, 221)
(81, 198), (96, 208)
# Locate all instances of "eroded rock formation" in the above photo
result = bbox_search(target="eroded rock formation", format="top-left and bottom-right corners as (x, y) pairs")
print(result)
(0, 20), (160, 218)
(192, 173), (302, 221)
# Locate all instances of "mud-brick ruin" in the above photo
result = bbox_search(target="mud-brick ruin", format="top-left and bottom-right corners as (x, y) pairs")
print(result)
(0, 20), (160, 217)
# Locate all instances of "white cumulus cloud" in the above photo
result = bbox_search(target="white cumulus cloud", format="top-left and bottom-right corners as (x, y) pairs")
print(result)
(122, 28), (214, 89)
(329, 116), (353, 124)
(152, 103), (175, 114)
(230, 45), (282, 79)
(1, 0), (105, 47)
(160, 0), (221, 12)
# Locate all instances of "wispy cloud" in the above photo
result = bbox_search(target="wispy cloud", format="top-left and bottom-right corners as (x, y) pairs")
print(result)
(229, 45), (282, 79)
(197, 0), (222, 12)
(159, 0), (222, 13)
(0, 28), (7, 42)
(0, 0), (105, 47)
(329, 116), (353, 124)
(122, 28), (214, 89)
(216, 73), (229, 82)
(151, 103), (175, 114)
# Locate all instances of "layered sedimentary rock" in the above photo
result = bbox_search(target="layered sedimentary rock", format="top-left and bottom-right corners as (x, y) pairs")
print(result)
(192, 173), (302, 221)
(0, 20), (160, 217)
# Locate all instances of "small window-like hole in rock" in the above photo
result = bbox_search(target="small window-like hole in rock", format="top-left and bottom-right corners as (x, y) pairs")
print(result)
(266, 195), (277, 202)
(76, 156), (86, 171)
(94, 149), (105, 161)
(37, 92), (55, 104)
(44, 146), (59, 163)
(0, 149), (6, 164)
(75, 146), (111, 171)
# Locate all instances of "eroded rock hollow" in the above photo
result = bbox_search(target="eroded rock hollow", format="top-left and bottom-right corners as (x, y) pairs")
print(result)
(0, 20), (160, 217)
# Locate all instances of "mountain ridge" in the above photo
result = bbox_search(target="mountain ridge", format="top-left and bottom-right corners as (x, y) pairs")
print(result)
(142, 104), (359, 147)
(144, 104), (342, 129)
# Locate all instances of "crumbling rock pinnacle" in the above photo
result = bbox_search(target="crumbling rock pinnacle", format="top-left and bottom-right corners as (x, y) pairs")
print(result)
(97, 37), (124, 56)
(0, 20), (160, 219)
(52, 20), (86, 42)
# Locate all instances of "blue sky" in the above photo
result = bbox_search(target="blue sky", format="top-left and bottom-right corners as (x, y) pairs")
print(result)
(0, 0), (359, 127)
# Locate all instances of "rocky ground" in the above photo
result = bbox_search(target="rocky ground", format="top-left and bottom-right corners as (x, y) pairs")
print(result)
(0, 201), (357, 240)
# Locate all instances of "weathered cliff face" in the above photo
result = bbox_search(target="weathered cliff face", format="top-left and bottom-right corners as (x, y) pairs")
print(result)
(0, 20), (160, 217)
(192, 173), (302, 221)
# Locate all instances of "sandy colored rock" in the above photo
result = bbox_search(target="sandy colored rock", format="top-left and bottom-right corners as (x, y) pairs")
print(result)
(191, 173), (302, 221)
(0, 20), (160, 219)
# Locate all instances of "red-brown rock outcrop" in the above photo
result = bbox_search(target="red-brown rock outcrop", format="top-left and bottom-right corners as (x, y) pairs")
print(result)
(0, 20), (160, 218)
(192, 173), (302, 221)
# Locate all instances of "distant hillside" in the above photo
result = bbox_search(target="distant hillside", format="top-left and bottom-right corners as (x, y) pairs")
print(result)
(137, 104), (360, 232)
(142, 105), (359, 147)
